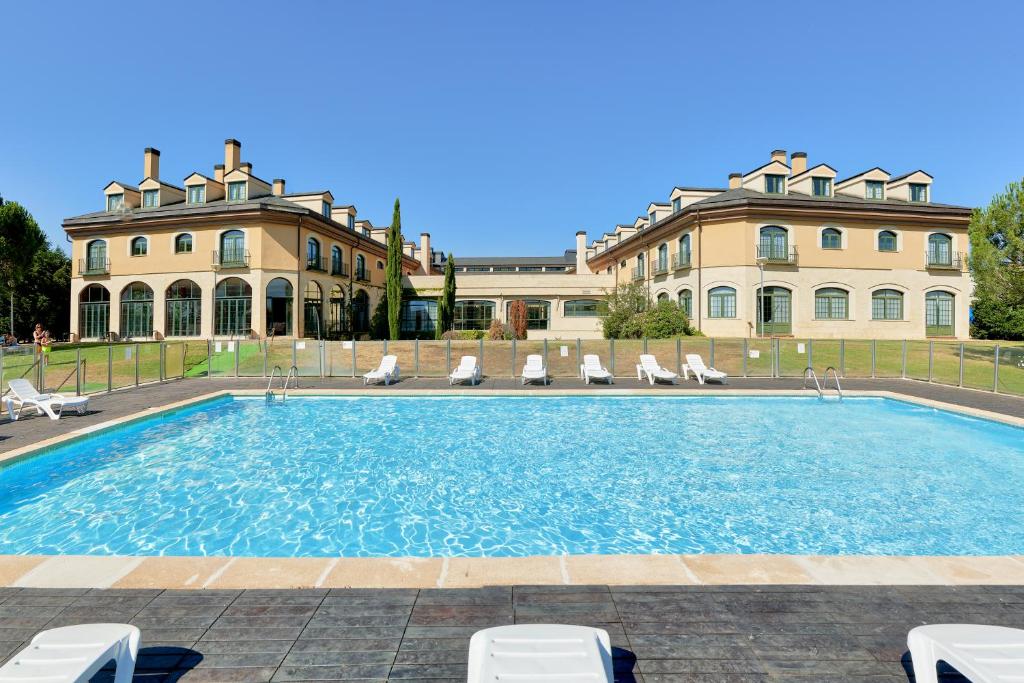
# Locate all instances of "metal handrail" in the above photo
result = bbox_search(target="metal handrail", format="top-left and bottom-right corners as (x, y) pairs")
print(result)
(266, 365), (282, 402)
(803, 367), (822, 398)
(282, 365), (298, 401)
(823, 366), (843, 400)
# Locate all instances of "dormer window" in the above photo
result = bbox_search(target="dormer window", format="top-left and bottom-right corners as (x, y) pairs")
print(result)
(142, 189), (159, 208)
(910, 183), (928, 202)
(322, 201), (331, 219)
(765, 174), (785, 194)
(865, 180), (885, 200)
(812, 177), (832, 197)
(348, 215), (356, 230)
(188, 186), (205, 205)
(227, 181), (247, 202)
(671, 197), (681, 213)
(107, 194), (124, 211)
(649, 212), (657, 226)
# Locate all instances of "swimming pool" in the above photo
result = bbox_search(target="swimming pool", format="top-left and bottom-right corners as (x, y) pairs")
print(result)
(1, 395), (1022, 557)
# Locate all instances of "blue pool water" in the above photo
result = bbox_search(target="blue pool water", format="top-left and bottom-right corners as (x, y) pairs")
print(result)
(1, 396), (1023, 557)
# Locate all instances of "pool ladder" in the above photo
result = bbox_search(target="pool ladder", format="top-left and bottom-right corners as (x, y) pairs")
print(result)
(265, 365), (299, 403)
(803, 366), (843, 400)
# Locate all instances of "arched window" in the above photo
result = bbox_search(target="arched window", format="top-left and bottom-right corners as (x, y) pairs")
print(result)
(635, 252), (645, 279)
(821, 228), (842, 250)
(265, 278), (292, 336)
(757, 286), (792, 334)
(303, 281), (323, 338)
(814, 287), (848, 320)
(656, 292), (669, 303)
(878, 230), (897, 252)
(759, 226), (788, 260)
(376, 259), (384, 270)
(708, 287), (736, 319)
(330, 246), (344, 276)
(656, 243), (668, 273)
(355, 254), (367, 280)
(507, 300), (550, 330)
(872, 289), (903, 321)
(130, 236), (148, 256)
(928, 233), (953, 266)
(677, 289), (692, 317)
(328, 285), (346, 337)
(215, 277), (252, 336)
(564, 300), (603, 317)
(401, 299), (438, 334)
(306, 237), (323, 271)
(352, 289), (370, 334)
(84, 240), (108, 274)
(79, 284), (110, 339)
(219, 230), (246, 267)
(166, 280), (201, 336)
(676, 234), (691, 268)
(120, 282), (154, 338)
(926, 291), (955, 336)
(454, 300), (495, 330)
(174, 233), (193, 254)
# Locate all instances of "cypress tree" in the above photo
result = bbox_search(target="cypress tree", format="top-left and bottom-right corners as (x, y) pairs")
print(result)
(436, 254), (456, 339)
(386, 198), (403, 340)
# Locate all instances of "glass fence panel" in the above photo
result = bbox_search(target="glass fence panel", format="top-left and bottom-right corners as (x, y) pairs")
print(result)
(382, 341), (416, 381)
(808, 340), (841, 376)
(743, 337), (773, 376)
(514, 341), (544, 380)
(294, 340), (322, 377)
(41, 346), (77, 393)
(416, 340), (448, 377)
(137, 342), (162, 385)
(355, 341), (385, 376)
(325, 341), (354, 377)
(265, 341), (294, 377)
(710, 338), (743, 377)
(841, 340), (871, 377)
(776, 338), (811, 377)
(110, 344), (136, 389)
(644, 339), (679, 376)
(874, 340), (904, 378)
(997, 344), (1024, 396)
(163, 342), (185, 379)
(486, 340), (515, 378)
(930, 342), (961, 387)
(237, 340), (265, 376)
(183, 341), (210, 378)
(611, 340), (644, 378)
(580, 339), (614, 379)
(681, 337), (712, 375)
(546, 340), (579, 377)
(904, 341), (931, 381)
(1, 347), (36, 390)
(962, 343), (996, 391)
(79, 345), (110, 393)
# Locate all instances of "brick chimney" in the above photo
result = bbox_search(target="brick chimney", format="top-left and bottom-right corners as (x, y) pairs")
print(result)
(214, 164), (224, 183)
(728, 173), (742, 189)
(239, 162), (252, 175)
(224, 139), (241, 172)
(272, 179), (286, 196)
(575, 231), (588, 274)
(791, 152), (807, 175)
(771, 149), (787, 164)
(143, 147), (160, 180)
(419, 233), (432, 274)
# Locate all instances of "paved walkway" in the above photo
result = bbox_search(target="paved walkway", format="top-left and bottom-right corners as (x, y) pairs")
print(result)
(0, 584), (1008, 681)
(3, 375), (1023, 456)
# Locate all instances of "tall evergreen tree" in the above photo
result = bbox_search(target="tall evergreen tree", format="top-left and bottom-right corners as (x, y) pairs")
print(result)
(386, 198), (403, 340)
(970, 179), (1024, 339)
(0, 197), (47, 336)
(435, 254), (456, 339)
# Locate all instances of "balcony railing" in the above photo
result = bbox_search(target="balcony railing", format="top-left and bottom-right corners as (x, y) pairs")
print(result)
(653, 260), (669, 276)
(213, 249), (251, 268)
(756, 244), (798, 265)
(306, 255), (327, 272)
(673, 252), (691, 270)
(79, 257), (110, 275)
(355, 268), (370, 282)
(631, 267), (645, 281)
(925, 251), (965, 270)
(331, 261), (349, 277)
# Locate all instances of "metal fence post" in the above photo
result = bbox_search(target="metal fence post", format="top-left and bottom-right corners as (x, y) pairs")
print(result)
(414, 338), (420, 378)
(446, 339), (451, 376)
(292, 339), (297, 370)
(676, 337), (682, 375)
(108, 344), (113, 392)
(134, 343), (140, 387)
(159, 342), (165, 382)
(383, 339), (388, 355)
(511, 339), (516, 378)
(479, 337), (484, 377)
(901, 340), (907, 379)
(181, 343), (186, 379)
(927, 341), (934, 382)
(543, 339), (549, 376)
(75, 348), (81, 396)
(870, 340), (876, 379)
(742, 338), (748, 377)
(840, 340), (845, 377)
(351, 340), (356, 378)
(610, 339), (616, 376)
(807, 339), (813, 370)
(0, 348), (4, 388)
(234, 343), (240, 378)
(207, 339), (212, 379)
(319, 341), (325, 379)
(709, 338), (715, 367)
(958, 343), (965, 387)
(643, 337), (648, 354)
(263, 342), (268, 378)
(994, 345), (1001, 392)
(577, 338), (583, 374)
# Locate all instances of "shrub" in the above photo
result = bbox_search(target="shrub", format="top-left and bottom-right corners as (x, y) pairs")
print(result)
(441, 329), (485, 340)
(642, 300), (694, 338)
(508, 300), (528, 339)
(486, 319), (515, 340)
(602, 282), (649, 339)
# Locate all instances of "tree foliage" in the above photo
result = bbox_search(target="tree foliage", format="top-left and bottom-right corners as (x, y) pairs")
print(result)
(386, 198), (403, 340)
(0, 197), (46, 287)
(370, 290), (389, 339)
(435, 254), (456, 339)
(602, 282), (696, 339)
(507, 300), (528, 340)
(0, 197), (64, 338)
(970, 179), (1024, 339)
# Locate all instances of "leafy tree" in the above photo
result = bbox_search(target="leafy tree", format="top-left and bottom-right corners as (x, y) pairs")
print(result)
(970, 179), (1024, 339)
(507, 300), (528, 339)
(602, 282), (649, 339)
(0, 197), (47, 335)
(642, 299), (694, 338)
(386, 198), (403, 340)
(370, 290), (389, 339)
(435, 254), (456, 339)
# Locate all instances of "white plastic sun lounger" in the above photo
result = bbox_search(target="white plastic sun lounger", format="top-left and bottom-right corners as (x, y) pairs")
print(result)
(684, 353), (728, 384)
(5, 378), (89, 421)
(908, 624), (1024, 683)
(449, 355), (481, 385)
(363, 354), (400, 386)
(468, 624), (613, 683)
(580, 354), (613, 384)
(636, 354), (678, 385)
(0, 623), (140, 683)
(521, 354), (548, 385)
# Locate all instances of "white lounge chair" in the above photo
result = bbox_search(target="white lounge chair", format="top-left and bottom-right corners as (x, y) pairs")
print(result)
(908, 624), (1024, 683)
(684, 353), (728, 384)
(636, 354), (678, 385)
(449, 355), (481, 385)
(363, 354), (400, 385)
(468, 624), (613, 683)
(4, 378), (89, 421)
(0, 623), (140, 683)
(580, 354), (613, 384)
(520, 354), (548, 385)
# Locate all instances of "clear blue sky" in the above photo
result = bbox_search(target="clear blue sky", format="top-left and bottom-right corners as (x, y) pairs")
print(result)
(2, 1), (1022, 257)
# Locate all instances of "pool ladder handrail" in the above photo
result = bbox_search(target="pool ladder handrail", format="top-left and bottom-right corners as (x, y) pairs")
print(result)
(823, 366), (843, 400)
(281, 365), (298, 402)
(803, 366), (843, 400)
(266, 365), (283, 402)
(803, 367), (823, 397)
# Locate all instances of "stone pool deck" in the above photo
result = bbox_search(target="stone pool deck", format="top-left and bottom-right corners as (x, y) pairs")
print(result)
(0, 584), (1017, 681)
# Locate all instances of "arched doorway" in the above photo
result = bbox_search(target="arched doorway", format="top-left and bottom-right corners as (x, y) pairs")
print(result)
(215, 278), (252, 336)
(79, 284), (110, 339)
(756, 286), (792, 335)
(166, 280), (202, 337)
(120, 282), (154, 338)
(265, 278), (293, 336)
(328, 285), (346, 338)
(926, 291), (955, 336)
(352, 289), (369, 335)
(303, 281), (323, 338)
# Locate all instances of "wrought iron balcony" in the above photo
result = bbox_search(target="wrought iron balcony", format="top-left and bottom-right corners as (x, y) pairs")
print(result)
(213, 249), (250, 268)
(631, 267), (645, 281)
(306, 256), (327, 272)
(756, 244), (798, 265)
(653, 260), (669, 276)
(673, 252), (691, 270)
(79, 257), (110, 275)
(355, 268), (370, 282)
(331, 261), (349, 277)
(925, 251), (965, 270)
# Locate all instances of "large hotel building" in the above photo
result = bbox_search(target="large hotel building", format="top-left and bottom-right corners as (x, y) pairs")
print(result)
(64, 142), (972, 341)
